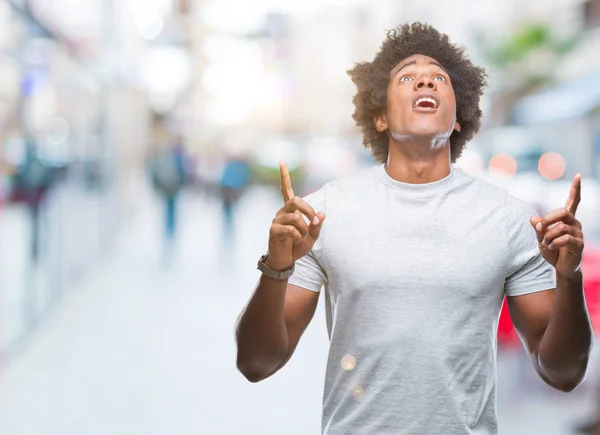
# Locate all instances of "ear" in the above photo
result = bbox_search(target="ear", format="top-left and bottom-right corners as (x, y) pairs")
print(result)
(374, 113), (388, 133)
(454, 120), (461, 132)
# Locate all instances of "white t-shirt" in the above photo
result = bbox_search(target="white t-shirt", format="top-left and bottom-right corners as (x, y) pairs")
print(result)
(288, 163), (556, 435)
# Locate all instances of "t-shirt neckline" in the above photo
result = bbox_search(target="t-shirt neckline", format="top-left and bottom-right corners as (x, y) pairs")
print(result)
(375, 163), (457, 192)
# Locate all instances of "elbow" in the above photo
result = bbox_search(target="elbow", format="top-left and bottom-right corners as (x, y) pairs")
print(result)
(236, 353), (284, 383)
(240, 370), (267, 384)
(536, 337), (593, 393)
(234, 331), (290, 383)
(541, 357), (590, 393)
(549, 376), (585, 393)
(557, 364), (590, 393)
(236, 359), (268, 383)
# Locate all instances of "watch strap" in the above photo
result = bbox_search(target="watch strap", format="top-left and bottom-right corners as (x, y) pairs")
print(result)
(257, 253), (295, 280)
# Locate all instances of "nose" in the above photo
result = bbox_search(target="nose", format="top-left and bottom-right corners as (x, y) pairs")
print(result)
(415, 77), (436, 90)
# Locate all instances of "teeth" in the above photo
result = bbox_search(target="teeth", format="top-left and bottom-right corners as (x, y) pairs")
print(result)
(414, 97), (438, 108)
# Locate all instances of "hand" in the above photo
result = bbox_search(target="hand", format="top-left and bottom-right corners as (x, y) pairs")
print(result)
(266, 162), (326, 271)
(530, 174), (584, 278)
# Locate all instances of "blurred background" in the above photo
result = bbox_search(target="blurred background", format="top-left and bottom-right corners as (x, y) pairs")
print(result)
(0, 0), (599, 433)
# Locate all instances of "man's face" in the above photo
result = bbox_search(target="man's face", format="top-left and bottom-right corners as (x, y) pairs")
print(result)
(375, 54), (460, 144)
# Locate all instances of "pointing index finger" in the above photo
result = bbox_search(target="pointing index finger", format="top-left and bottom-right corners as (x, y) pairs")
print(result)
(565, 173), (582, 216)
(279, 162), (295, 203)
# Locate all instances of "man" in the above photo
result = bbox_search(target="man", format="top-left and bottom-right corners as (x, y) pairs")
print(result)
(235, 22), (593, 434)
(150, 134), (187, 256)
(219, 155), (251, 236)
(13, 137), (53, 265)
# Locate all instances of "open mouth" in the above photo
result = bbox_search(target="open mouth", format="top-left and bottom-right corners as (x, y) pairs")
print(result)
(412, 95), (439, 109)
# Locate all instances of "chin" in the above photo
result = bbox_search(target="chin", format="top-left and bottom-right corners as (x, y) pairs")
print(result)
(416, 120), (453, 134)
(409, 129), (452, 149)
(410, 128), (447, 139)
(408, 115), (454, 138)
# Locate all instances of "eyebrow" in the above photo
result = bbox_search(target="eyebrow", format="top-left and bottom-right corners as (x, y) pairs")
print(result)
(392, 60), (448, 77)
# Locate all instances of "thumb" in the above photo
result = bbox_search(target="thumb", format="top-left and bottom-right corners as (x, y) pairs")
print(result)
(530, 216), (543, 243)
(308, 212), (326, 240)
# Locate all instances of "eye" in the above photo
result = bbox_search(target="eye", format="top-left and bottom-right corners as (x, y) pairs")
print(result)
(399, 75), (413, 82)
(434, 75), (446, 82)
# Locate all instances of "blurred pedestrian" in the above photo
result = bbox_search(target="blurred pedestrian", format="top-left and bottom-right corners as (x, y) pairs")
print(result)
(219, 156), (251, 236)
(11, 136), (54, 329)
(12, 136), (53, 264)
(235, 22), (592, 435)
(150, 134), (187, 258)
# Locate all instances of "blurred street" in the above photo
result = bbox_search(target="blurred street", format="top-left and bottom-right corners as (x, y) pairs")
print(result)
(1, 0), (600, 433)
(0, 182), (596, 435)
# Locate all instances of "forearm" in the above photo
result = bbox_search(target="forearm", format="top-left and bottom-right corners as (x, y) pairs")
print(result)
(537, 271), (594, 390)
(235, 274), (290, 381)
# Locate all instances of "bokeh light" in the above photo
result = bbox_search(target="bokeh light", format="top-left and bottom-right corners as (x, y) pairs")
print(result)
(456, 149), (484, 175)
(351, 383), (365, 402)
(488, 153), (518, 177)
(538, 152), (566, 181)
(341, 354), (357, 371)
(46, 116), (70, 144)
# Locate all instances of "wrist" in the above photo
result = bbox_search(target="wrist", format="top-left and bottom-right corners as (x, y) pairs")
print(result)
(264, 254), (294, 272)
(257, 252), (295, 281)
(556, 269), (583, 283)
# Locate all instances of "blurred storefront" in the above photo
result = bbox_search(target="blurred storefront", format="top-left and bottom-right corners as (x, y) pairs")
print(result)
(512, 73), (600, 181)
(0, 0), (151, 363)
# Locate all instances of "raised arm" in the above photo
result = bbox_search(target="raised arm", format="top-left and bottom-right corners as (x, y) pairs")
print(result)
(508, 174), (593, 392)
(235, 163), (326, 382)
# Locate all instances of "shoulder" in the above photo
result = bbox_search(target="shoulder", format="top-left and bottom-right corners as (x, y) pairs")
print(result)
(456, 168), (540, 216)
(454, 167), (507, 201)
(496, 179), (540, 217)
(326, 165), (376, 192)
(301, 165), (378, 209)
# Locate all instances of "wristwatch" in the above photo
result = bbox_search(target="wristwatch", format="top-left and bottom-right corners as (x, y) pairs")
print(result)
(257, 252), (295, 280)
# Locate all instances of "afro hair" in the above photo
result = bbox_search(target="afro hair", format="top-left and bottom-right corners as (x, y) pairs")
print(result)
(348, 22), (488, 163)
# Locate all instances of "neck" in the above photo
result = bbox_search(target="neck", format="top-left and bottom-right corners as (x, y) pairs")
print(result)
(385, 136), (452, 184)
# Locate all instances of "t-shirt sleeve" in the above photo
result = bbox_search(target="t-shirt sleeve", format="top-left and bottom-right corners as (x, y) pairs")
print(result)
(287, 186), (328, 293)
(504, 192), (556, 297)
